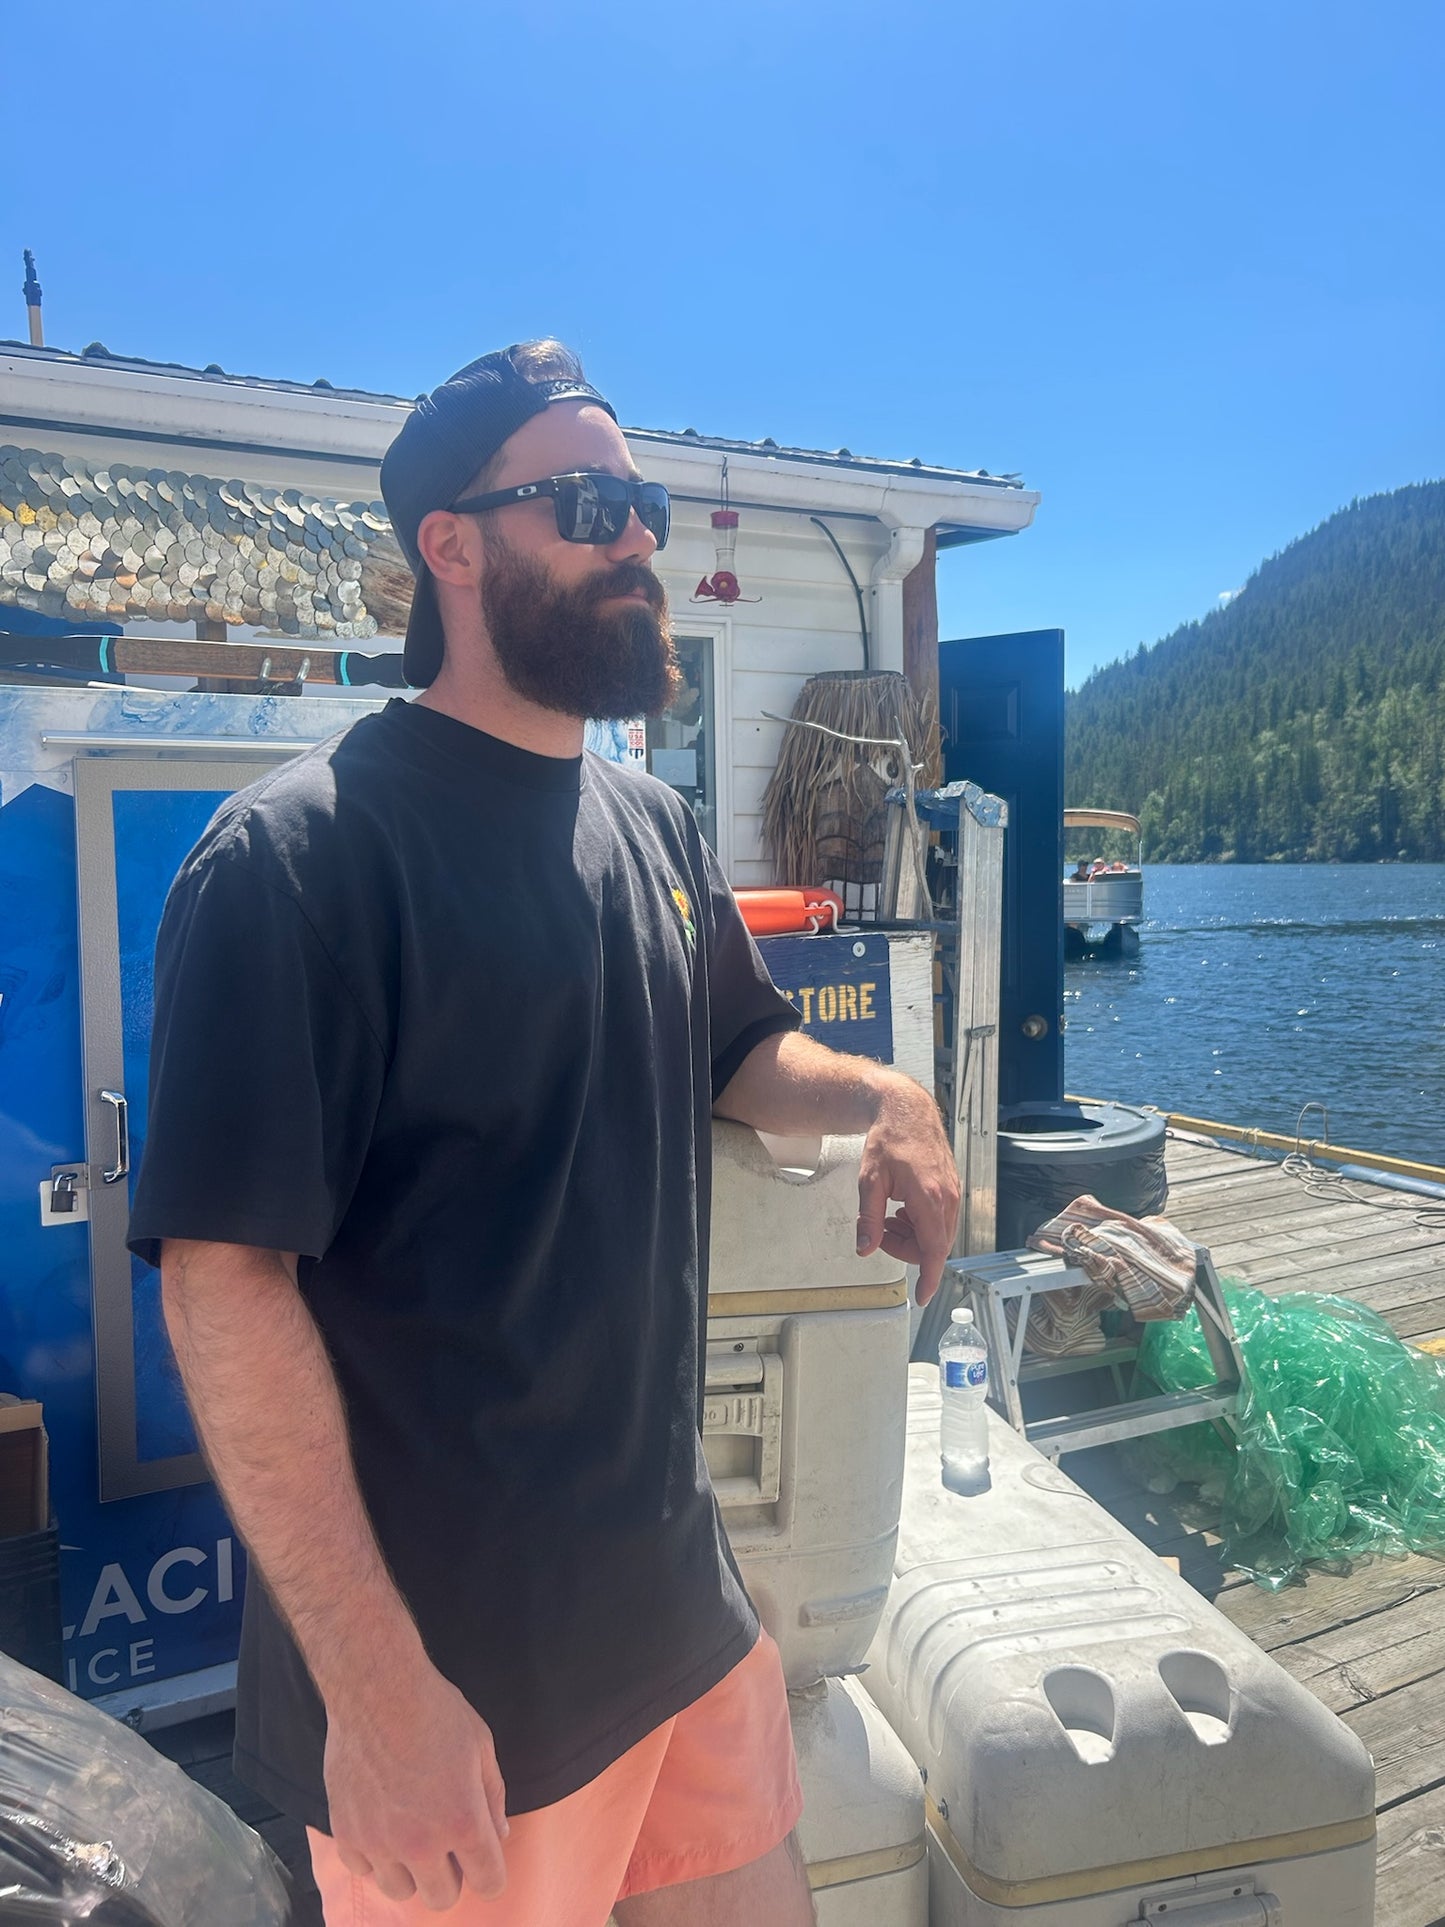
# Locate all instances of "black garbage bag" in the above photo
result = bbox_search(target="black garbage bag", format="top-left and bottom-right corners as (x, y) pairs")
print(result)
(0, 1649), (289, 1924)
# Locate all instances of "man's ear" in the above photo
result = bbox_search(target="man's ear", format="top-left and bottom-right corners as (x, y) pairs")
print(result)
(416, 509), (482, 589)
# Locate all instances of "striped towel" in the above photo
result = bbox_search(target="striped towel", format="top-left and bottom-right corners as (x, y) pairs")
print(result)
(1026, 1194), (1198, 1330)
(1008, 1276), (1117, 1359)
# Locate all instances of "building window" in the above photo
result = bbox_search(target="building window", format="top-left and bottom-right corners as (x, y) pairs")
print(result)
(640, 634), (717, 850)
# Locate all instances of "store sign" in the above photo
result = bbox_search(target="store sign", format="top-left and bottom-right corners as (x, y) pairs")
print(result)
(755, 933), (894, 1064)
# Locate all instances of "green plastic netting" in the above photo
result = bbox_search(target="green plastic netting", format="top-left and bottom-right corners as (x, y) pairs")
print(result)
(1124, 1282), (1445, 1589)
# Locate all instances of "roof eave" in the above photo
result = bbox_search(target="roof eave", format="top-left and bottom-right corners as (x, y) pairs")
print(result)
(0, 344), (1036, 533)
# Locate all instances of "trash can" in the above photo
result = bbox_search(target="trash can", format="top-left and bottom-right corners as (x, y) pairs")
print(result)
(994, 1100), (1167, 1251)
(0, 1523), (63, 1683)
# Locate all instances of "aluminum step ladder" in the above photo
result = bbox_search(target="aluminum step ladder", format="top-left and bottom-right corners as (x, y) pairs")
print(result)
(943, 1244), (1248, 1460)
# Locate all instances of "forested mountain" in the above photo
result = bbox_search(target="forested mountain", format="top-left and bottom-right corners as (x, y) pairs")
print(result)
(1065, 481), (1445, 861)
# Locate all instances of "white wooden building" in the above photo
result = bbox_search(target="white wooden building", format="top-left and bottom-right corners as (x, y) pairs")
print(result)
(0, 341), (1038, 884)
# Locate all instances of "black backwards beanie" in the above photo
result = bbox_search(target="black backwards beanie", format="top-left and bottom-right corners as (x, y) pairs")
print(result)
(380, 347), (616, 686)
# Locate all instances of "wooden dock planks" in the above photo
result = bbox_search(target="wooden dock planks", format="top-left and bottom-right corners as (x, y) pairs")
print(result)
(1163, 1135), (1445, 1339)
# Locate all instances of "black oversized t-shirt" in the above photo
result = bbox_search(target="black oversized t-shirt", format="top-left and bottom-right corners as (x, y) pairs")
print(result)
(127, 699), (800, 1831)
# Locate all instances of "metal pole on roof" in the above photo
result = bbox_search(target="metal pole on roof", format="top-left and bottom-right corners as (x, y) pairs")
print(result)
(22, 251), (42, 347)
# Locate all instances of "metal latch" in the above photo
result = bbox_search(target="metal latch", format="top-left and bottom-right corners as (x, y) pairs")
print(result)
(1136, 1879), (1281, 1924)
(702, 1346), (783, 1505)
(39, 1165), (90, 1226)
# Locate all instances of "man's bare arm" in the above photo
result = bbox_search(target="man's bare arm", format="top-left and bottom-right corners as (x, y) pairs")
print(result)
(161, 1239), (508, 1911)
(713, 1030), (961, 1303)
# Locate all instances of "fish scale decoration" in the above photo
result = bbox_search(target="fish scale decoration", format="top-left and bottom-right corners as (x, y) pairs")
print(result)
(0, 444), (416, 638)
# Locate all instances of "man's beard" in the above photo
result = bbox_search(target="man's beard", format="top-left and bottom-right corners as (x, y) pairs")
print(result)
(478, 534), (682, 721)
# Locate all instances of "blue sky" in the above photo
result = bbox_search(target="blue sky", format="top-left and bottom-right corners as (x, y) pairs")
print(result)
(4, 0), (1440, 686)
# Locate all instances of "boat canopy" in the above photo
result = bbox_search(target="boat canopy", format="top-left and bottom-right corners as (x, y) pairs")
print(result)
(1063, 808), (1141, 834)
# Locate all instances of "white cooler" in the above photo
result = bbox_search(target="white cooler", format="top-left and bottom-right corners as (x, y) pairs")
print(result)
(863, 1367), (1377, 1927)
(792, 1674), (928, 1925)
(706, 1122), (911, 1686)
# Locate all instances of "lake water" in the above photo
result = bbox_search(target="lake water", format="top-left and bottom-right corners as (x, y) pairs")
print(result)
(1063, 865), (1445, 1168)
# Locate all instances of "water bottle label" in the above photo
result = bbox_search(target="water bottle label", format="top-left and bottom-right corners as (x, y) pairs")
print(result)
(945, 1359), (988, 1389)
(946, 1359), (988, 1389)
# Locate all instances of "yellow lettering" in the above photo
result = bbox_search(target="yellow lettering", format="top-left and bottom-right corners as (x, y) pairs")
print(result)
(840, 984), (859, 1020)
(798, 986), (815, 1023)
(818, 985), (838, 1022)
(859, 982), (876, 1020)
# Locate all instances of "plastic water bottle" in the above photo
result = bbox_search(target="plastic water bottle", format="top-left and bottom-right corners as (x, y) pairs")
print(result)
(939, 1306), (990, 1493)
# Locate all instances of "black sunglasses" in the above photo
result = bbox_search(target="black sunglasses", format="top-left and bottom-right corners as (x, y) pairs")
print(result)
(449, 472), (670, 549)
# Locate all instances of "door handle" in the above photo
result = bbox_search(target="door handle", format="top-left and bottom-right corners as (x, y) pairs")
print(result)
(99, 1090), (129, 1184)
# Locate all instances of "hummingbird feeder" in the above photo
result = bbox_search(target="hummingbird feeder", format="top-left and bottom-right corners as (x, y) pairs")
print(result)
(692, 460), (759, 604)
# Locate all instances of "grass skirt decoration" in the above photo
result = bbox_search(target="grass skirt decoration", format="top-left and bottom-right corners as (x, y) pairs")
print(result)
(1126, 1281), (1445, 1589)
(761, 671), (940, 917)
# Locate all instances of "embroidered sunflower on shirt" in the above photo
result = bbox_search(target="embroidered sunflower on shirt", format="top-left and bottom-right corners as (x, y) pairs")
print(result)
(671, 885), (697, 954)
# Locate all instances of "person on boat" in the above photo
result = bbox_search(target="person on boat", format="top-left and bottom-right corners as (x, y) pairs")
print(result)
(127, 341), (960, 1927)
(1069, 858), (1091, 881)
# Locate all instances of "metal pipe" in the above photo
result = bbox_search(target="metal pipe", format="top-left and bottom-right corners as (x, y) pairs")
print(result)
(1066, 1096), (1445, 1185)
(22, 249), (42, 347)
(809, 515), (870, 670)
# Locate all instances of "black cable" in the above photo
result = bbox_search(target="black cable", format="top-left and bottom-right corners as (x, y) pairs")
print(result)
(810, 516), (869, 672)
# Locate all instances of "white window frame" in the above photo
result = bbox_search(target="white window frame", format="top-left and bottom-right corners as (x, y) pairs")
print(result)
(667, 614), (733, 878)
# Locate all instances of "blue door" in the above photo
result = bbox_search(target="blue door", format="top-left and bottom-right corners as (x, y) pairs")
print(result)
(74, 762), (258, 1501)
(938, 631), (1065, 1108)
(65, 756), (291, 1698)
(0, 753), (277, 1704)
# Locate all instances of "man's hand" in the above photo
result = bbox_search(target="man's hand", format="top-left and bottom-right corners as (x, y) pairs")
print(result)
(855, 1073), (961, 1305)
(325, 1650), (510, 1911)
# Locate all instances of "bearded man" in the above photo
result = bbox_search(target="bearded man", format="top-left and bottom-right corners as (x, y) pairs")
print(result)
(129, 342), (959, 1927)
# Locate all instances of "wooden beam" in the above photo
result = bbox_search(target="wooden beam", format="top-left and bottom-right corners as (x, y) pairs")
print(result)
(120, 637), (343, 685)
(0, 630), (407, 688)
(950, 784), (1006, 1255)
(193, 617), (237, 694)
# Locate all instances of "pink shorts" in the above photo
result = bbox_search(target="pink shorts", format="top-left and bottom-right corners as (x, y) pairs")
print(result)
(307, 1629), (802, 1925)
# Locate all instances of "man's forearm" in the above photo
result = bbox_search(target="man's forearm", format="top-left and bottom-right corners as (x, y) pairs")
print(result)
(714, 1028), (924, 1136)
(161, 1239), (425, 1705)
(716, 1029), (961, 1297)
